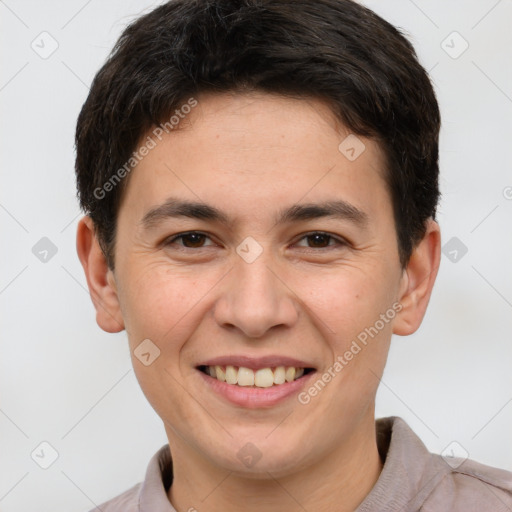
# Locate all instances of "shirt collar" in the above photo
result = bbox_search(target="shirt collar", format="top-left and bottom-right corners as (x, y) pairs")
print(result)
(355, 416), (446, 511)
(138, 442), (176, 511)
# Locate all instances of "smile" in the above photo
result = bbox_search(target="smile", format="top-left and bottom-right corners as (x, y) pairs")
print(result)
(195, 355), (317, 408)
(198, 365), (314, 388)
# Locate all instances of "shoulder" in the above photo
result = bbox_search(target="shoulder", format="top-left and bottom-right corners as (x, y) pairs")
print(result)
(88, 482), (141, 512)
(421, 455), (512, 511)
(369, 417), (512, 512)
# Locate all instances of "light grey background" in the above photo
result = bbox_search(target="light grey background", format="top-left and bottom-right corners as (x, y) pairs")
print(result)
(1, 0), (511, 510)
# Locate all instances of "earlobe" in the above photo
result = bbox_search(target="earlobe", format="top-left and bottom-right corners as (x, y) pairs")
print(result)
(76, 216), (125, 333)
(393, 219), (441, 336)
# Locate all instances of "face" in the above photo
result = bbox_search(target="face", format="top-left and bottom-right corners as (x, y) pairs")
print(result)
(80, 91), (439, 478)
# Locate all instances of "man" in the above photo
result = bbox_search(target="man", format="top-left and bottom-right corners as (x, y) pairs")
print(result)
(75, 0), (512, 510)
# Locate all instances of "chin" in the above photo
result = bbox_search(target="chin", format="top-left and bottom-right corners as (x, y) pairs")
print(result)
(202, 432), (311, 478)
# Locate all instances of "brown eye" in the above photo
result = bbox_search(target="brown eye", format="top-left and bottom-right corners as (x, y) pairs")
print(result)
(295, 232), (346, 249)
(165, 232), (214, 249)
(306, 233), (331, 248)
(180, 233), (207, 248)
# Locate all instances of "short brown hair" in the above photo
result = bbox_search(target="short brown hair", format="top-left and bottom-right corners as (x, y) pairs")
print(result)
(75, 0), (441, 269)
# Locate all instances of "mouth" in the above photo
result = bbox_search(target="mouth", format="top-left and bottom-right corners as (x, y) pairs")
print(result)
(195, 355), (318, 408)
(197, 364), (315, 388)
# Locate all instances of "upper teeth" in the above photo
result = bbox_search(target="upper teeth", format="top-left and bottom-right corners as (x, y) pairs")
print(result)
(205, 365), (305, 387)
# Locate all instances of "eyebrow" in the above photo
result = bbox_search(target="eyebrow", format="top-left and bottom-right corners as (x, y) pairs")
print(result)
(140, 196), (369, 230)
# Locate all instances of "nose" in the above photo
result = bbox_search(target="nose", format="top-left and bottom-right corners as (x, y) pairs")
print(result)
(213, 248), (299, 339)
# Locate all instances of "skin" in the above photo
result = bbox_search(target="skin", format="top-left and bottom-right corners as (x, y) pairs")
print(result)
(77, 91), (441, 512)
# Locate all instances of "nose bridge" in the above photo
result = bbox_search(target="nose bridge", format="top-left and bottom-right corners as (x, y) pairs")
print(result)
(236, 248), (278, 305)
(214, 242), (298, 338)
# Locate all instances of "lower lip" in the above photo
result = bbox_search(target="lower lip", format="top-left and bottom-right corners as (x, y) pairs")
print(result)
(197, 369), (316, 409)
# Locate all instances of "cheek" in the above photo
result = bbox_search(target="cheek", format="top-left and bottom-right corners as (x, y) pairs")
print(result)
(119, 266), (204, 415)
(118, 262), (209, 343)
(309, 263), (396, 324)
(311, 265), (398, 365)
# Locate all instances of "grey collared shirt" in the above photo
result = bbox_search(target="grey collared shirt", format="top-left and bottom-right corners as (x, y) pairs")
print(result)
(91, 416), (512, 511)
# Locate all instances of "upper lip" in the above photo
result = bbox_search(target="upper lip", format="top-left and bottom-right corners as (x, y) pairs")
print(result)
(197, 355), (316, 370)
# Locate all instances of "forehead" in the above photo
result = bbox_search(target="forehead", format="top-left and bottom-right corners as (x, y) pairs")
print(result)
(118, 91), (392, 229)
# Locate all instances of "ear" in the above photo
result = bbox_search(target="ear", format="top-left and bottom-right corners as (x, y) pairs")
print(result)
(393, 218), (441, 336)
(76, 216), (124, 333)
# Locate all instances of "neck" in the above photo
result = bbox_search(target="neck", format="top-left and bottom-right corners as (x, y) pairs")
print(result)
(167, 412), (382, 512)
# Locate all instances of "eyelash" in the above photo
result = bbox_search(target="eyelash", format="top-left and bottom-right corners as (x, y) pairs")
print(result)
(163, 231), (348, 251)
